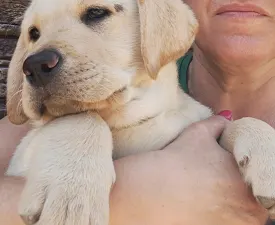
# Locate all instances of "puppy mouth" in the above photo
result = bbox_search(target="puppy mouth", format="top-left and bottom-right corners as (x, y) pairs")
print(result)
(35, 85), (128, 119)
(113, 86), (127, 94)
(39, 104), (47, 115)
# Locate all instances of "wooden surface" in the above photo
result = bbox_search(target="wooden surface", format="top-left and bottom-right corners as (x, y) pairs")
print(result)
(0, 0), (29, 119)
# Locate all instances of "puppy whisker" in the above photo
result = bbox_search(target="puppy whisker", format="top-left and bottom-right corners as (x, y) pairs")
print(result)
(16, 98), (23, 115)
(6, 86), (23, 106)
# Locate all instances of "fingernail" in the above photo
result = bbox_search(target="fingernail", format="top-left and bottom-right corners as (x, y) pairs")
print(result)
(218, 110), (232, 121)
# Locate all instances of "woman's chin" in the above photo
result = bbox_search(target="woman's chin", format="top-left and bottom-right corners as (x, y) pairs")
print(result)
(199, 35), (275, 68)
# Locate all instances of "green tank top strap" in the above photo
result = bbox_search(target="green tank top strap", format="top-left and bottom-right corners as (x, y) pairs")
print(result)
(176, 51), (193, 94)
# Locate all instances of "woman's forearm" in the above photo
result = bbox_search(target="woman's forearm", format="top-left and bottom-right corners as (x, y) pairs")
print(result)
(0, 117), (29, 224)
(0, 176), (25, 225)
(0, 117), (30, 174)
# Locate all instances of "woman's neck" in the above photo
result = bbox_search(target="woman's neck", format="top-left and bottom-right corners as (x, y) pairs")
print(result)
(189, 47), (275, 126)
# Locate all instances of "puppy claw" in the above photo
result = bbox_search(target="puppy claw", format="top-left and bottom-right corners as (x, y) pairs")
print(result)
(20, 214), (40, 225)
(238, 155), (249, 168)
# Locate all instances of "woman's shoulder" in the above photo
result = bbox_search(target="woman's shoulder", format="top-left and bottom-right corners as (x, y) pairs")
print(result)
(176, 50), (193, 94)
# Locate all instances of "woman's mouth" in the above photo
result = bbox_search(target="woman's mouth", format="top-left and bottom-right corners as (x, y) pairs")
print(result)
(216, 3), (269, 18)
(218, 11), (262, 18)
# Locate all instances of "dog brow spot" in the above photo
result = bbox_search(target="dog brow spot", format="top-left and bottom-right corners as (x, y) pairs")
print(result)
(114, 4), (124, 12)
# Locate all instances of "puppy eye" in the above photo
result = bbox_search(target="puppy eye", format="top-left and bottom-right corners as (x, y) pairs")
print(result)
(29, 27), (40, 42)
(81, 7), (111, 25)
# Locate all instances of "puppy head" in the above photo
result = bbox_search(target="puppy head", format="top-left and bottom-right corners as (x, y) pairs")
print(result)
(7, 0), (198, 125)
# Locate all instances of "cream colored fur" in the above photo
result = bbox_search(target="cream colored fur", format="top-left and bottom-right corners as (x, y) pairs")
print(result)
(5, 0), (275, 224)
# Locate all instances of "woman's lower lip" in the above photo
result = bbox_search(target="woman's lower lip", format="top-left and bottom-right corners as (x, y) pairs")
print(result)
(217, 11), (265, 18)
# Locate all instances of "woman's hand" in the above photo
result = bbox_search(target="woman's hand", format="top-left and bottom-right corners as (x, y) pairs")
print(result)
(110, 115), (268, 225)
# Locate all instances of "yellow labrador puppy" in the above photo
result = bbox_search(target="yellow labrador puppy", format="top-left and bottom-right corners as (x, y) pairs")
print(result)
(5, 0), (275, 224)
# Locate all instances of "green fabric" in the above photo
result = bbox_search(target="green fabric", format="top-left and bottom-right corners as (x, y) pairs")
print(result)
(177, 52), (193, 94)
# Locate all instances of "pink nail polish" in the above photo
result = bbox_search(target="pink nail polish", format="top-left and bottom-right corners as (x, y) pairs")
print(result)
(218, 110), (232, 121)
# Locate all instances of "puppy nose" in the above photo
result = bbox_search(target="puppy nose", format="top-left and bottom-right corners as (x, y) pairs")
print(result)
(23, 49), (61, 87)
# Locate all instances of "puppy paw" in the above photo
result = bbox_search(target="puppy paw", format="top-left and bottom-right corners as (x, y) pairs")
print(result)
(238, 152), (275, 218)
(19, 177), (113, 225)
(221, 118), (275, 219)
(15, 112), (115, 225)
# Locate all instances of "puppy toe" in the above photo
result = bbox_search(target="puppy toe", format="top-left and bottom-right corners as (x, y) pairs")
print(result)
(19, 183), (46, 225)
(256, 196), (275, 209)
(19, 198), (44, 225)
(20, 214), (40, 225)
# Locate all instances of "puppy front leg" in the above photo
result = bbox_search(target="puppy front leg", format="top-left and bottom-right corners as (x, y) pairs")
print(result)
(219, 117), (275, 218)
(6, 127), (41, 177)
(19, 112), (115, 225)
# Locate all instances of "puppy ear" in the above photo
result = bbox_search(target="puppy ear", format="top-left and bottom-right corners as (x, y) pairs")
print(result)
(6, 35), (28, 125)
(137, 0), (198, 79)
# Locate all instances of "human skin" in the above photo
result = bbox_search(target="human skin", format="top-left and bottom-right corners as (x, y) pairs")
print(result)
(185, 0), (275, 122)
(1, 0), (275, 224)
